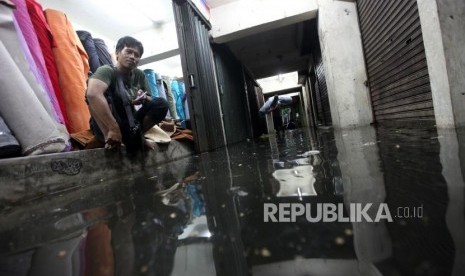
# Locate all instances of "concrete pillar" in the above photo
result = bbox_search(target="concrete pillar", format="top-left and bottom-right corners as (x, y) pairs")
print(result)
(318, 0), (373, 128)
(418, 0), (465, 128)
(265, 113), (275, 134)
(300, 86), (310, 127)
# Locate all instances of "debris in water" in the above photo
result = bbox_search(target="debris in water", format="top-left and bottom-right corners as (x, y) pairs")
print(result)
(298, 150), (320, 157)
(335, 237), (345, 245)
(362, 141), (377, 146)
(57, 250), (67, 257)
(140, 266), (148, 273)
(261, 248), (271, 257)
(344, 228), (353, 236)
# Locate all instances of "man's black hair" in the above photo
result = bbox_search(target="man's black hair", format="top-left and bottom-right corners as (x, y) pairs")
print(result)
(116, 36), (144, 57)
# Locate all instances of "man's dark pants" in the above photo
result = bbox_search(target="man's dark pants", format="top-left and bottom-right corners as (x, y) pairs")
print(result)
(90, 97), (169, 147)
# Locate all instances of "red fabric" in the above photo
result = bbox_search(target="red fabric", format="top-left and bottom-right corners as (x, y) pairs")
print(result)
(44, 9), (90, 134)
(26, 0), (69, 129)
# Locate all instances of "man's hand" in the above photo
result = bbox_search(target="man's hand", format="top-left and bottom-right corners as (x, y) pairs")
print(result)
(270, 95), (279, 109)
(132, 90), (148, 105)
(105, 126), (122, 150)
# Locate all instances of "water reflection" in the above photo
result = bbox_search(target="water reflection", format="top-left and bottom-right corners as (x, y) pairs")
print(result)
(334, 126), (392, 275)
(0, 125), (464, 276)
(0, 156), (211, 276)
(437, 128), (465, 276)
(376, 127), (455, 276)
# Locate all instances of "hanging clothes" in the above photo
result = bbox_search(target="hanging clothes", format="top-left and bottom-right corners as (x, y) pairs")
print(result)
(143, 69), (160, 98)
(0, 40), (66, 155)
(93, 38), (113, 66)
(76, 30), (100, 75)
(162, 77), (178, 120)
(153, 72), (172, 118)
(179, 81), (190, 120)
(44, 9), (91, 134)
(25, 0), (69, 128)
(155, 73), (167, 99)
(171, 80), (186, 124)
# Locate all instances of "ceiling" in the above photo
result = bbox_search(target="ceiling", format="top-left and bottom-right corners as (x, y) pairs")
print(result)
(39, 0), (227, 42)
(40, 0), (175, 41)
(205, 0), (237, 8)
(39, 0), (317, 81)
(225, 19), (317, 80)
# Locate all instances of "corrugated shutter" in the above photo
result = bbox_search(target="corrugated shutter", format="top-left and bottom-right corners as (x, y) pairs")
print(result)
(244, 71), (264, 138)
(173, 0), (226, 152)
(213, 44), (250, 144)
(357, 0), (435, 124)
(315, 59), (332, 126)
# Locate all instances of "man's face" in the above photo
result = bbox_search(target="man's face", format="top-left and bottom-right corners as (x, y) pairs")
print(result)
(117, 46), (141, 70)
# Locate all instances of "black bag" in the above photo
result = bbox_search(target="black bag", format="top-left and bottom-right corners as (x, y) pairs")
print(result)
(110, 69), (144, 154)
(88, 67), (144, 154)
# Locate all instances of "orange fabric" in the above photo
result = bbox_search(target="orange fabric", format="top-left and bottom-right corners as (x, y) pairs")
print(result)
(84, 224), (114, 276)
(44, 9), (90, 134)
(171, 129), (194, 141)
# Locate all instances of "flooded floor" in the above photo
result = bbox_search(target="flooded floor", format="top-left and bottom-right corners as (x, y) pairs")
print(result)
(1, 125), (464, 276)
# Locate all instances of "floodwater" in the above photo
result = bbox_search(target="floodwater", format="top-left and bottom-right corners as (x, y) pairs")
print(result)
(1, 125), (464, 276)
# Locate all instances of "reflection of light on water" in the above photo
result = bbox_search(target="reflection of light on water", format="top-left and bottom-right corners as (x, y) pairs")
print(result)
(297, 187), (302, 201)
(292, 158), (311, 165)
(178, 216), (212, 240)
(273, 165), (317, 197)
(298, 150), (320, 157)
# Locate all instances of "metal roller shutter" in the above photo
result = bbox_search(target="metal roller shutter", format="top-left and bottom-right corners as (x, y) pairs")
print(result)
(213, 44), (250, 144)
(315, 59), (332, 126)
(173, 0), (226, 152)
(357, 0), (435, 124)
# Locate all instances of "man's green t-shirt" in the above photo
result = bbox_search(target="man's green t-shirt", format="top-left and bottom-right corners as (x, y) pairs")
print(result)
(90, 65), (152, 99)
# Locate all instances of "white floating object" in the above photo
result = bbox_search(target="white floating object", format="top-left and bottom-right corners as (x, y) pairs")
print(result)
(362, 141), (377, 146)
(272, 165), (317, 197)
(298, 150), (320, 157)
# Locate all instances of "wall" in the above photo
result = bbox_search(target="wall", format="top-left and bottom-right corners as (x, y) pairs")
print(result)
(318, 0), (373, 128)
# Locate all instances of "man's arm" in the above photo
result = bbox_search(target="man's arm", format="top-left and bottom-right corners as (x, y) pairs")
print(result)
(86, 78), (122, 146)
(259, 95), (280, 117)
